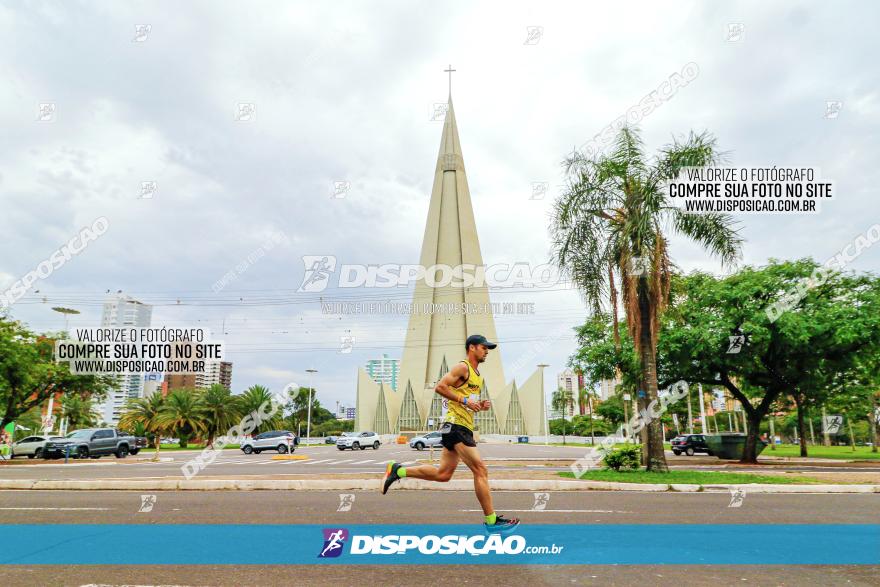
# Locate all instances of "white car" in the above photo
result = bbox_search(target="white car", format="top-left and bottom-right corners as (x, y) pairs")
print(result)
(336, 431), (381, 451)
(11, 435), (64, 459)
(240, 430), (298, 454)
(409, 431), (443, 450)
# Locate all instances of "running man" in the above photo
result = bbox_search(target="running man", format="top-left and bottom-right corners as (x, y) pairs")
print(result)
(381, 334), (520, 533)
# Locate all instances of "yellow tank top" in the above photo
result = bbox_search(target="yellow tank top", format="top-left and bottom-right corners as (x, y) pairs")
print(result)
(443, 360), (483, 431)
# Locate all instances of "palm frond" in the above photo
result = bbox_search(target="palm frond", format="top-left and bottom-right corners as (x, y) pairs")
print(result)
(670, 210), (743, 267)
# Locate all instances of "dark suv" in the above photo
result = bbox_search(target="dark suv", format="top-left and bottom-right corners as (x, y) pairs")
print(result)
(670, 434), (714, 456)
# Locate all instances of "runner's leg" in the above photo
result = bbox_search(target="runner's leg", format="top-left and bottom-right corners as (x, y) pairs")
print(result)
(398, 446), (459, 482)
(454, 443), (493, 516)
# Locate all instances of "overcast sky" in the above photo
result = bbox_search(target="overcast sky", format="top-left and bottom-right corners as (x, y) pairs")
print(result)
(1, 1), (878, 411)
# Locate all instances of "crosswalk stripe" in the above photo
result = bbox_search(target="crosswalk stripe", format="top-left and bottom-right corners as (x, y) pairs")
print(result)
(332, 459), (354, 464)
(351, 459), (375, 464)
(304, 459), (334, 465)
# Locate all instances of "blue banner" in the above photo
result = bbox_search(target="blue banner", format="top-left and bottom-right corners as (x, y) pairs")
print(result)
(1, 524), (877, 565)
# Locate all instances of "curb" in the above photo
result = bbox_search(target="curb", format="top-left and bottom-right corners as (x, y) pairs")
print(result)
(1, 478), (878, 493)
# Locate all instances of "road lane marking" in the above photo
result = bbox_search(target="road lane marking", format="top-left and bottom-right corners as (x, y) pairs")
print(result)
(303, 459), (334, 465)
(0, 507), (113, 511)
(460, 509), (629, 513)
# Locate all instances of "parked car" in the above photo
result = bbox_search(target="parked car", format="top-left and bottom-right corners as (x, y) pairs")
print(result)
(43, 428), (139, 459)
(240, 430), (298, 454)
(325, 435), (339, 444)
(118, 431), (148, 455)
(10, 435), (64, 459)
(671, 434), (714, 456)
(409, 431), (443, 450)
(337, 431), (381, 451)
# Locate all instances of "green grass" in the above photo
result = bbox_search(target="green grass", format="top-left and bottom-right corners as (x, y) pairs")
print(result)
(761, 444), (880, 460)
(547, 442), (635, 448)
(558, 469), (820, 485)
(549, 442), (880, 460)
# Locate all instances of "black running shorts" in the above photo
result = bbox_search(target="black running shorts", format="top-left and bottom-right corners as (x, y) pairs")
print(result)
(439, 422), (476, 451)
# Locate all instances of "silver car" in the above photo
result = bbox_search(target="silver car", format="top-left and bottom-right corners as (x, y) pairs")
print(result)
(409, 431), (443, 450)
(240, 430), (298, 454)
(336, 431), (381, 451)
(11, 435), (63, 459)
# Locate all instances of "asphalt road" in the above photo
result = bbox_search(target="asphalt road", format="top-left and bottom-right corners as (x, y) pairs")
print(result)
(1, 490), (878, 586)
(2, 444), (877, 480)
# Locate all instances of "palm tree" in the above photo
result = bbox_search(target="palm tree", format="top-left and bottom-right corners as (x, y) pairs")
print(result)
(119, 393), (166, 461)
(239, 385), (284, 435)
(158, 388), (207, 448)
(580, 387), (597, 443)
(551, 127), (742, 471)
(202, 384), (243, 447)
(551, 387), (575, 445)
(60, 394), (98, 430)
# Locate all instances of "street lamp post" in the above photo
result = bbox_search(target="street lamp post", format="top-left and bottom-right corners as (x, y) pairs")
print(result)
(305, 368), (318, 444)
(537, 364), (549, 445)
(51, 307), (80, 334)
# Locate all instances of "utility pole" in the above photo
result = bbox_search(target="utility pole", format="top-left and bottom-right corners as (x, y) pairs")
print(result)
(697, 383), (707, 434)
(587, 392), (595, 445)
(769, 416), (776, 450)
(872, 394), (879, 454)
(822, 406), (831, 446)
(305, 368), (318, 444)
(537, 364), (550, 445)
(687, 386), (694, 434)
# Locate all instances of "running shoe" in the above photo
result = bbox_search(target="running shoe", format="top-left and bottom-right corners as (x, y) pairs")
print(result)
(485, 514), (520, 533)
(381, 460), (403, 494)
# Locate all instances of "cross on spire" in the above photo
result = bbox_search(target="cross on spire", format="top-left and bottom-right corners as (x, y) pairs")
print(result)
(444, 64), (456, 97)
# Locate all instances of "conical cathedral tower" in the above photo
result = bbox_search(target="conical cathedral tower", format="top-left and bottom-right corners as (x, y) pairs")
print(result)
(355, 93), (545, 437)
(395, 96), (506, 416)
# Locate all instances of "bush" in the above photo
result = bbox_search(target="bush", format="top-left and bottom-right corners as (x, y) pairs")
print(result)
(603, 444), (642, 471)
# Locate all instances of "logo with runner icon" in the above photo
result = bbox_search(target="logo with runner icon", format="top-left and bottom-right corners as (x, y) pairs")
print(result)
(318, 528), (349, 558)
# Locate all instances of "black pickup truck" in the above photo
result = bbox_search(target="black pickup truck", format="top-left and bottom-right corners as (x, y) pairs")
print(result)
(43, 428), (139, 459)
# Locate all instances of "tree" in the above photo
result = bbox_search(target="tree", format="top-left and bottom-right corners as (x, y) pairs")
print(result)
(238, 385), (284, 434)
(551, 127), (742, 471)
(312, 418), (354, 436)
(118, 393), (166, 461)
(551, 387), (575, 444)
(657, 263), (880, 462)
(0, 317), (112, 430)
(60, 393), (98, 430)
(848, 356), (880, 453)
(288, 386), (321, 435)
(158, 388), (206, 448)
(595, 394), (626, 429)
(201, 384), (243, 447)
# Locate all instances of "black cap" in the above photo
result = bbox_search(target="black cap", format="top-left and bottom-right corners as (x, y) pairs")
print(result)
(466, 334), (497, 350)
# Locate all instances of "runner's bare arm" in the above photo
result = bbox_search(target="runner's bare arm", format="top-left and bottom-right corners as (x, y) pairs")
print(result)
(434, 363), (482, 411)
